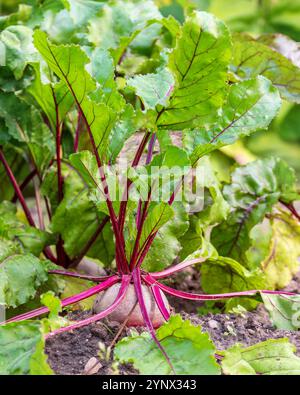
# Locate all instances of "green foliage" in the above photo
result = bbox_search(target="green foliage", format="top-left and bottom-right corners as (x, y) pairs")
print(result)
(142, 202), (189, 271)
(0, 320), (52, 375)
(261, 293), (300, 331)
(157, 11), (232, 130)
(0, 1), (300, 375)
(221, 338), (300, 375)
(189, 76), (281, 163)
(114, 315), (220, 375)
(50, 168), (114, 264)
(0, 253), (49, 308)
(0, 201), (52, 256)
(260, 213), (300, 289)
(34, 29), (118, 160)
(0, 25), (37, 79)
(211, 157), (299, 266)
(201, 256), (265, 310)
(232, 33), (300, 103)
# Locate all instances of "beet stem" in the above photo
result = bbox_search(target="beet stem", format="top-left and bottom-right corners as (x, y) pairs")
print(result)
(133, 268), (175, 374)
(5, 275), (119, 323)
(46, 275), (131, 338)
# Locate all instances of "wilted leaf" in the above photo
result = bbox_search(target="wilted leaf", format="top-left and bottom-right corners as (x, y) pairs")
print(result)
(261, 213), (300, 289)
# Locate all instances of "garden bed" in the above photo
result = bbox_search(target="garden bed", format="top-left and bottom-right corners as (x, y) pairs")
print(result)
(45, 271), (300, 375)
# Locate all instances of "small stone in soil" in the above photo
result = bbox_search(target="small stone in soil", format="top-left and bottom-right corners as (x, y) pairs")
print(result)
(208, 319), (219, 329)
(84, 357), (102, 375)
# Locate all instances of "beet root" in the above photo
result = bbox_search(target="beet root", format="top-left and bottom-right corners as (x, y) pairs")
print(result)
(92, 283), (170, 328)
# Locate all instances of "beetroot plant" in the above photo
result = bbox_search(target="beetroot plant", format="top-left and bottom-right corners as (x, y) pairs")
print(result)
(1, 0), (300, 374)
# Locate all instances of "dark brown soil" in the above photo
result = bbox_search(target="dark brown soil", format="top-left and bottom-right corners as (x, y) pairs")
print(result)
(186, 306), (300, 356)
(45, 311), (139, 375)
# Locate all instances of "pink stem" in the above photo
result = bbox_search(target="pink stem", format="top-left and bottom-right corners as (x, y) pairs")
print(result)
(281, 201), (300, 221)
(151, 258), (206, 279)
(48, 269), (112, 282)
(5, 275), (119, 323)
(0, 147), (36, 227)
(133, 268), (175, 373)
(143, 274), (297, 300)
(151, 285), (170, 321)
(46, 275), (131, 338)
(12, 169), (37, 203)
(136, 200), (142, 228)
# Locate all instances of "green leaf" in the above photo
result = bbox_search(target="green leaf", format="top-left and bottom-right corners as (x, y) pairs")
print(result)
(40, 291), (69, 331)
(27, 62), (73, 132)
(0, 4), (32, 30)
(257, 33), (300, 68)
(261, 293), (300, 331)
(0, 321), (53, 375)
(232, 33), (300, 103)
(179, 216), (218, 261)
(0, 25), (37, 79)
(29, 337), (54, 375)
(189, 76), (281, 164)
(0, 91), (55, 172)
(114, 315), (220, 375)
(278, 104), (300, 143)
(0, 254), (49, 308)
(0, 201), (51, 256)
(50, 169), (114, 264)
(211, 157), (299, 266)
(193, 156), (229, 226)
(87, 0), (162, 53)
(221, 338), (300, 375)
(34, 30), (117, 159)
(69, 150), (100, 188)
(201, 256), (265, 310)
(108, 104), (141, 162)
(142, 202), (189, 271)
(0, 238), (21, 261)
(157, 11), (232, 130)
(127, 68), (174, 110)
(62, 0), (104, 27)
(141, 203), (174, 245)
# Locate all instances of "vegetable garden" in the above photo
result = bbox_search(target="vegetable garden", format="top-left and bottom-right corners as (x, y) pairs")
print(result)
(1, 0), (300, 376)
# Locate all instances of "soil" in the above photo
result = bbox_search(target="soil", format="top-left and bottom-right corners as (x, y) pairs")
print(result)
(45, 269), (300, 375)
(45, 311), (139, 375)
